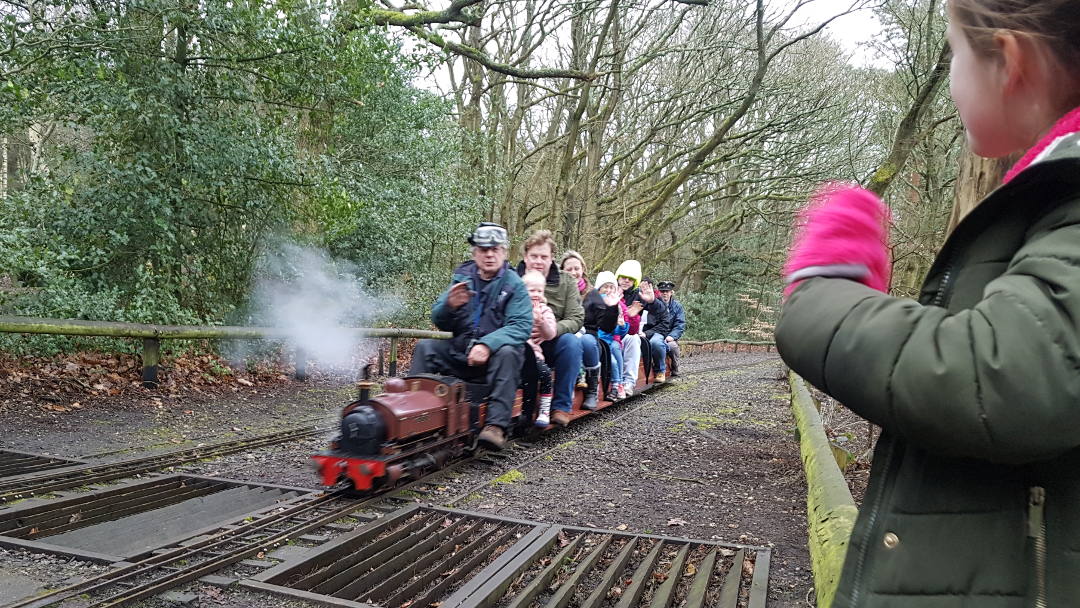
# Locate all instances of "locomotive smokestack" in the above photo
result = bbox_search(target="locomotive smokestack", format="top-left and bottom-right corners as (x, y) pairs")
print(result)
(358, 380), (374, 403)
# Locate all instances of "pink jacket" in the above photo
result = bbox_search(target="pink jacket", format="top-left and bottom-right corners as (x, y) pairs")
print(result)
(528, 301), (557, 360)
(625, 299), (641, 337)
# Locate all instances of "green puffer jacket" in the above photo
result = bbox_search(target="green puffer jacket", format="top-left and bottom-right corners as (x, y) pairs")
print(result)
(776, 134), (1080, 608)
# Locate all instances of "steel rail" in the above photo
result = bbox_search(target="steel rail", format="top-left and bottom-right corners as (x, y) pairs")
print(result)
(79, 414), (328, 459)
(0, 425), (323, 503)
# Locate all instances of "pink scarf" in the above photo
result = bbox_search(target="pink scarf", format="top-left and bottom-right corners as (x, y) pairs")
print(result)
(1003, 105), (1080, 184)
(577, 277), (587, 294)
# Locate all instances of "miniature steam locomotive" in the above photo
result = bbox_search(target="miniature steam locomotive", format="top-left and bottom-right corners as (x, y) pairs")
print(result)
(313, 341), (663, 493)
(312, 375), (495, 491)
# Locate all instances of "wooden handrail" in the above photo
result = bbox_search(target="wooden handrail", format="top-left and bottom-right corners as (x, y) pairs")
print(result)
(0, 316), (450, 340)
(0, 315), (449, 387)
(681, 339), (774, 346)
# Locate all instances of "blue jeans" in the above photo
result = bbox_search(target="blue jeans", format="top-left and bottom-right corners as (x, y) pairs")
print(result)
(540, 333), (583, 413)
(609, 340), (624, 383)
(579, 333), (600, 368)
(649, 333), (668, 373)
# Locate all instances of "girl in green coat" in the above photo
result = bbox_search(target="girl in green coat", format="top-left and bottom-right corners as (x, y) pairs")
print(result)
(777, 1), (1080, 606)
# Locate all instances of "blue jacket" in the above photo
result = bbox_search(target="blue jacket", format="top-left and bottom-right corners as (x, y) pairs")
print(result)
(648, 297), (685, 340)
(431, 260), (532, 357)
(597, 318), (628, 345)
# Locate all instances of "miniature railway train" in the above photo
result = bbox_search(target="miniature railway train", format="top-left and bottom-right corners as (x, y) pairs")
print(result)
(313, 337), (667, 492)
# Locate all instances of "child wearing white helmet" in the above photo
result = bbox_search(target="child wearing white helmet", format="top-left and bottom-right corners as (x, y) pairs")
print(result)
(614, 260), (666, 393)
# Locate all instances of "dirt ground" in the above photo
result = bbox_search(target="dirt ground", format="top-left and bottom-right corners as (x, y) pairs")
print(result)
(0, 349), (819, 607)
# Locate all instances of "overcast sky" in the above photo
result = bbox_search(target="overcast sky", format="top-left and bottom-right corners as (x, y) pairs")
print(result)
(411, 0), (888, 92)
(793, 0), (885, 67)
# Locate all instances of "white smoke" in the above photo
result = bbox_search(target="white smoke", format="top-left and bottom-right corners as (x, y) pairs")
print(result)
(237, 241), (400, 373)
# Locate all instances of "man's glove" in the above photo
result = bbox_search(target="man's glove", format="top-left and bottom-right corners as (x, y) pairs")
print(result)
(783, 183), (890, 297)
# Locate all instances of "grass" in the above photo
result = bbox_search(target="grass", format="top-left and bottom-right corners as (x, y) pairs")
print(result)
(455, 492), (483, 505)
(666, 378), (702, 393)
(677, 412), (740, 429)
(671, 408), (777, 432)
(491, 469), (525, 485)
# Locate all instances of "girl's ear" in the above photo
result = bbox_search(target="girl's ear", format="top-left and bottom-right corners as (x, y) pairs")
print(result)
(995, 30), (1025, 93)
(996, 29), (1049, 96)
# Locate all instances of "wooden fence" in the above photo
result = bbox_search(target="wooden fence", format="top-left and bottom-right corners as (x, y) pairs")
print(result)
(0, 316), (775, 387)
(681, 339), (775, 355)
(0, 316), (450, 387)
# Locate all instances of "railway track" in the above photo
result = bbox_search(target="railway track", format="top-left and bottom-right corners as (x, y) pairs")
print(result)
(1, 352), (779, 607)
(0, 444), (510, 608)
(0, 425), (324, 504)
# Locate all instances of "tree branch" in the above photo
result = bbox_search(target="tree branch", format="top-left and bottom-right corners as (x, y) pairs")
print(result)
(406, 25), (596, 80)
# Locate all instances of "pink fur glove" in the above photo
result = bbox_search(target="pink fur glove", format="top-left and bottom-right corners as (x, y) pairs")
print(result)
(783, 183), (891, 297)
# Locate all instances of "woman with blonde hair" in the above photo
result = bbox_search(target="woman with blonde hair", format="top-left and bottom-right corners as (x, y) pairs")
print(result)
(560, 250), (591, 298)
(560, 249), (602, 406)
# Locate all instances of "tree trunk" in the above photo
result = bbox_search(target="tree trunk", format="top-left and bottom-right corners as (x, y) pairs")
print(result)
(946, 147), (1019, 236)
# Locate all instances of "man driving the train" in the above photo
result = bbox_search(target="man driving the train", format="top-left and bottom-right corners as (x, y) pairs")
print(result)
(409, 222), (532, 450)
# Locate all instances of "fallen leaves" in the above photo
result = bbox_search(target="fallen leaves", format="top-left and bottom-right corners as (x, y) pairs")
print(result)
(666, 517), (688, 526)
(0, 349), (294, 413)
(40, 401), (82, 412)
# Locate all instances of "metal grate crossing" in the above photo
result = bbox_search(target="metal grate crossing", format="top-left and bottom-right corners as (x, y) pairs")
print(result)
(248, 505), (771, 608)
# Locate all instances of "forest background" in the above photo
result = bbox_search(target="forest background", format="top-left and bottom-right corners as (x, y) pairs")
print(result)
(0, 0), (999, 356)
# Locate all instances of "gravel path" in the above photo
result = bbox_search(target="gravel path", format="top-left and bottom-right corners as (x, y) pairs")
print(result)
(0, 350), (814, 607)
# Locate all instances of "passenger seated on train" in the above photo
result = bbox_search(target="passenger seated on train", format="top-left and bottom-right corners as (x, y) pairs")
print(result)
(653, 281), (686, 377)
(515, 231), (585, 427)
(560, 249), (601, 400)
(614, 260), (666, 393)
(522, 270), (557, 427)
(410, 222), (531, 450)
(559, 250), (591, 298)
(584, 271), (628, 400)
(639, 277), (671, 383)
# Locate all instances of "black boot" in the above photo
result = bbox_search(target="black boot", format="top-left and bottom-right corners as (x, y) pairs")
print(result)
(581, 366), (600, 410)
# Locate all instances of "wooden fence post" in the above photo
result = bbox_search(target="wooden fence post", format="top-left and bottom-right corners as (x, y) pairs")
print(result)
(142, 338), (160, 388)
(377, 341), (385, 377)
(389, 338), (399, 377)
